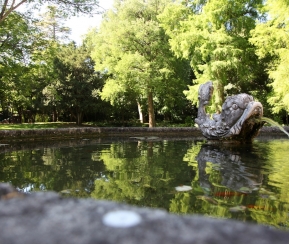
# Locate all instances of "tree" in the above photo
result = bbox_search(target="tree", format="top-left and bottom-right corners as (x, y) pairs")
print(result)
(0, 0), (102, 24)
(34, 6), (80, 122)
(37, 5), (71, 42)
(0, 11), (45, 121)
(51, 42), (105, 125)
(90, 0), (191, 127)
(159, 0), (264, 112)
(0, 1), (110, 123)
(250, 0), (289, 114)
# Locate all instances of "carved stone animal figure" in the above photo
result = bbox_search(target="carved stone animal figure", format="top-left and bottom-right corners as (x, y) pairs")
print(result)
(195, 81), (264, 142)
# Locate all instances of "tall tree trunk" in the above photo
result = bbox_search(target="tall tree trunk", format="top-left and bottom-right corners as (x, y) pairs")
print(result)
(52, 106), (58, 122)
(215, 81), (225, 113)
(148, 90), (156, 127)
(17, 107), (23, 124)
(76, 111), (83, 125)
(137, 99), (143, 123)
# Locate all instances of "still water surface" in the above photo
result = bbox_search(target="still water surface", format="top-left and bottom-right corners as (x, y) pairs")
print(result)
(1, 137), (289, 230)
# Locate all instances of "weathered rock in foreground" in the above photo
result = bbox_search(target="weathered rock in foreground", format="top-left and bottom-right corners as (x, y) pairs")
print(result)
(0, 183), (288, 244)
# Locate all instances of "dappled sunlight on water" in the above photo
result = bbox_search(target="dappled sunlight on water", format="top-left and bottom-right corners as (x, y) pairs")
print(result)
(0, 138), (289, 230)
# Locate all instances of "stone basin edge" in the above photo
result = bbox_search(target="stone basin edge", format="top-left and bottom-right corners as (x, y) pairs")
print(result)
(0, 126), (288, 143)
(0, 183), (289, 244)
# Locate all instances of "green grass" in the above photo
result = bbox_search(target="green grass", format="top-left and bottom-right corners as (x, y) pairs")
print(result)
(0, 121), (193, 130)
(0, 122), (81, 130)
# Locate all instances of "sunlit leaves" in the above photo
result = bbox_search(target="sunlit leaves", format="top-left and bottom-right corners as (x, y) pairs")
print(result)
(159, 0), (263, 111)
(250, 0), (289, 113)
(267, 51), (289, 113)
(89, 0), (191, 125)
(0, 11), (48, 115)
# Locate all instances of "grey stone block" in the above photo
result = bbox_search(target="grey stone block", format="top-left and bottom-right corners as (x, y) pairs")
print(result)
(0, 183), (288, 244)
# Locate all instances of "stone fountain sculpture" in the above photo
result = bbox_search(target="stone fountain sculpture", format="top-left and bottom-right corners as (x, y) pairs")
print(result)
(195, 81), (264, 142)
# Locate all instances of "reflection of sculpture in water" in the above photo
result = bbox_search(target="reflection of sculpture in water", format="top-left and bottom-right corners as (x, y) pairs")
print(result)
(195, 81), (264, 142)
(196, 144), (263, 193)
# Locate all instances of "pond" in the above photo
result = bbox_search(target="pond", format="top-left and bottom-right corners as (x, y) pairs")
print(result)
(1, 136), (289, 230)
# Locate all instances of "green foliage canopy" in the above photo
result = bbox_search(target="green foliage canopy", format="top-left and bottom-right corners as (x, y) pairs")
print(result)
(159, 0), (263, 112)
(250, 0), (289, 113)
(89, 0), (191, 126)
(0, 11), (48, 118)
(51, 42), (105, 125)
(0, 1), (104, 122)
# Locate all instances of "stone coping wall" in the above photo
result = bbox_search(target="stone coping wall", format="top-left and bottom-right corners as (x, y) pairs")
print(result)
(0, 127), (202, 142)
(0, 183), (288, 244)
(0, 126), (288, 143)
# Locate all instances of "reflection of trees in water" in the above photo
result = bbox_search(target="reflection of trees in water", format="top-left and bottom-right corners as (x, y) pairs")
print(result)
(0, 149), (46, 189)
(91, 140), (196, 210)
(172, 141), (289, 230)
(1, 139), (289, 229)
(0, 146), (107, 197)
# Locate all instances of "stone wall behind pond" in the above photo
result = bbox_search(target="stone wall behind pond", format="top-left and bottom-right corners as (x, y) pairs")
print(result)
(0, 127), (202, 142)
(0, 126), (288, 143)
